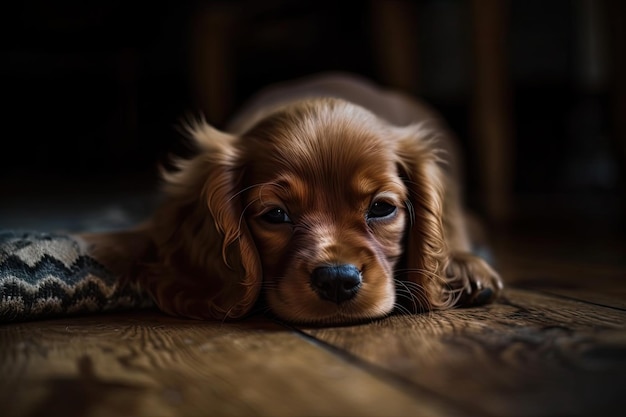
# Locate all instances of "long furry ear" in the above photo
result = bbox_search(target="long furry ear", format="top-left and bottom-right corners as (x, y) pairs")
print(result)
(394, 124), (451, 312)
(137, 120), (261, 320)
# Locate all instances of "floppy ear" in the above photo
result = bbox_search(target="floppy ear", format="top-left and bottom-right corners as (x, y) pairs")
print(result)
(394, 124), (451, 312)
(136, 121), (261, 320)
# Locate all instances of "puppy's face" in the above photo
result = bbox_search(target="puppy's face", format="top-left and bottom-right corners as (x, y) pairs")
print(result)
(122, 96), (498, 323)
(241, 101), (409, 324)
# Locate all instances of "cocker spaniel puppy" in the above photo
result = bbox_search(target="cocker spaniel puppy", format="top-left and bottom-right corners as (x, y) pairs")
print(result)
(84, 73), (503, 324)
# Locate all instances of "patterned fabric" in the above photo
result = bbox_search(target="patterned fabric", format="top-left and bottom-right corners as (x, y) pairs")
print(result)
(0, 231), (152, 322)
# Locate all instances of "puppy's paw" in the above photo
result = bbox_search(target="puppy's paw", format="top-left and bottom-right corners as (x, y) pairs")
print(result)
(445, 252), (503, 307)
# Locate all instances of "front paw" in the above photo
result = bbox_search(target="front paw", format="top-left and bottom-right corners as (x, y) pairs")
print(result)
(445, 252), (503, 307)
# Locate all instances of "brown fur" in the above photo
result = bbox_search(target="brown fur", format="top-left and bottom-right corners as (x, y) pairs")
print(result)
(80, 74), (503, 324)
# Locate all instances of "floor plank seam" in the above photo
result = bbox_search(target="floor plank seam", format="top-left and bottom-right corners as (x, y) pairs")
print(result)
(509, 285), (626, 312)
(278, 320), (495, 417)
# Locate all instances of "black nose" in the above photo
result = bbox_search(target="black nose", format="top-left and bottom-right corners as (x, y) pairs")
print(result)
(310, 264), (362, 304)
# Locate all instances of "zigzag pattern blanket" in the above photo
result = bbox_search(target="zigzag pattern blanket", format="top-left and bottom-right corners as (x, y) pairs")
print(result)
(0, 231), (152, 322)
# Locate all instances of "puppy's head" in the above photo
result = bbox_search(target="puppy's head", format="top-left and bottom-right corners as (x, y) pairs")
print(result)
(148, 98), (448, 324)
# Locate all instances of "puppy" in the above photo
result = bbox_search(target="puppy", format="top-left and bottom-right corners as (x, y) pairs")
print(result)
(83, 73), (503, 324)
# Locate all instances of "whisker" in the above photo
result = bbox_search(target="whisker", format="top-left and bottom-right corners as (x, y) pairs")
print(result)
(259, 281), (281, 290)
(236, 198), (259, 238)
(396, 265), (470, 310)
(227, 183), (266, 204)
(395, 267), (447, 284)
(394, 280), (418, 313)
(404, 199), (415, 226)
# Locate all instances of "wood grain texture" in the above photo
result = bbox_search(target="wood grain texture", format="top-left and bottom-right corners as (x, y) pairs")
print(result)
(493, 233), (626, 309)
(0, 311), (457, 417)
(1, 230), (624, 417)
(302, 289), (626, 417)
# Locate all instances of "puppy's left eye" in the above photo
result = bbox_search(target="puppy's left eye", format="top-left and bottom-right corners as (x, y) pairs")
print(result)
(261, 207), (292, 224)
(367, 201), (397, 219)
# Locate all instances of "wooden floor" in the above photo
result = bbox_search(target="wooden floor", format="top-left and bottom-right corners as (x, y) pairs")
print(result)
(1, 220), (625, 417)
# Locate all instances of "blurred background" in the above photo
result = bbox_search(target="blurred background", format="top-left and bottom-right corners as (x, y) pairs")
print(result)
(1, 0), (624, 238)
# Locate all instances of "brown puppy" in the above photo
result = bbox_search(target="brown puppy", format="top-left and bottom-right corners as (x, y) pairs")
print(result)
(83, 73), (503, 324)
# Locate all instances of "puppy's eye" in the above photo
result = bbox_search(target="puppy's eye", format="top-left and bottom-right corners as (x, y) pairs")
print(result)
(261, 207), (292, 224)
(368, 201), (397, 219)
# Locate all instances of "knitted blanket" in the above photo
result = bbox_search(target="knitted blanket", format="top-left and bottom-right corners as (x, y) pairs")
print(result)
(0, 231), (152, 322)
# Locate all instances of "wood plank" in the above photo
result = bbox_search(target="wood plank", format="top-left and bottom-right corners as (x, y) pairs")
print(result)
(510, 265), (626, 310)
(0, 311), (460, 417)
(493, 234), (626, 309)
(527, 286), (626, 310)
(500, 252), (626, 309)
(301, 289), (626, 417)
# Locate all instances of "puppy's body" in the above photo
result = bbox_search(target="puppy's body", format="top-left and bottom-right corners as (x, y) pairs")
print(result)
(83, 73), (503, 324)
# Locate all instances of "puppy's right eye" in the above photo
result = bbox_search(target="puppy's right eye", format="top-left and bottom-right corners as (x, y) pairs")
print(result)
(367, 201), (397, 219)
(261, 207), (292, 224)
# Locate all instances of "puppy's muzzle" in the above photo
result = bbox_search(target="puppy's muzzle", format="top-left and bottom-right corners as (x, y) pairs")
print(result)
(310, 264), (362, 303)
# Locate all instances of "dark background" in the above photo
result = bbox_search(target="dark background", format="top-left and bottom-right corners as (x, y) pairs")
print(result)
(2, 0), (625, 234)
